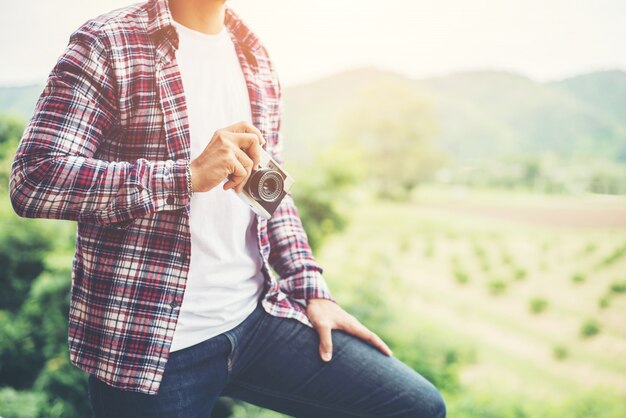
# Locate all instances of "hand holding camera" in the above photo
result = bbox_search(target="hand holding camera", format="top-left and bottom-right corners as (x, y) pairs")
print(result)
(190, 121), (294, 219)
(190, 121), (266, 194)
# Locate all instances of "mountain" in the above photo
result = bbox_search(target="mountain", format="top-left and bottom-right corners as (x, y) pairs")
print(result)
(282, 68), (626, 163)
(2, 68), (625, 163)
(0, 85), (42, 122)
(552, 70), (626, 123)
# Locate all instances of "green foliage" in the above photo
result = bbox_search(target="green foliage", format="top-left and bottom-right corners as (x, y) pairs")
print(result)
(0, 115), (24, 194)
(598, 295), (611, 309)
(337, 79), (444, 200)
(289, 144), (361, 252)
(0, 219), (51, 312)
(0, 387), (47, 418)
(500, 252), (514, 266)
(388, 332), (467, 394)
(440, 155), (626, 195)
(599, 243), (626, 267)
(0, 116), (87, 418)
(283, 69), (626, 170)
(487, 279), (507, 295)
(453, 269), (470, 284)
(529, 297), (549, 314)
(447, 391), (531, 418)
(552, 344), (569, 361)
(609, 280), (626, 294)
(447, 388), (626, 418)
(580, 319), (601, 338)
(571, 272), (586, 284)
(541, 389), (626, 418)
(513, 267), (527, 281)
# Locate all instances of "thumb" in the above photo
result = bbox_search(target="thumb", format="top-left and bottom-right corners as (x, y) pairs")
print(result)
(317, 325), (333, 362)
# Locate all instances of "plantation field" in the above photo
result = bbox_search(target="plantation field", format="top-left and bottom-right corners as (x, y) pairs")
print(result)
(319, 188), (626, 403)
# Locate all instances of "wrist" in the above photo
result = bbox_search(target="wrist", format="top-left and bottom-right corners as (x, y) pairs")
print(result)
(186, 160), (194, 197)
(307, 298), (333, 306)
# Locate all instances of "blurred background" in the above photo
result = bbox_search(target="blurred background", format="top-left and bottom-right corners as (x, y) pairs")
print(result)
(1, 0), (625, 417)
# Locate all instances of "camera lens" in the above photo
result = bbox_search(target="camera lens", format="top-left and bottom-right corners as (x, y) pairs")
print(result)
(248, 169), (284, 202)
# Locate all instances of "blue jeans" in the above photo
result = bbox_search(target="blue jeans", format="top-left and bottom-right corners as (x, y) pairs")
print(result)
(88, 302), (446, 418)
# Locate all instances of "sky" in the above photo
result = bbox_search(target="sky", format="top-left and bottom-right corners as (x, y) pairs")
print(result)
(1, 0), (625, 87)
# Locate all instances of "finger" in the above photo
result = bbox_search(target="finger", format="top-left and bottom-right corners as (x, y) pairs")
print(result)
(368, 331), (393, 357)
(242, 122), (266, 146)
(223, 152), (248, 191)
(233, 148), (254, 193)
(230, 133), (262, 169)
(345, 321), (393, 357)
(227, 121), (266, 146)
(316, 324), (333, 362)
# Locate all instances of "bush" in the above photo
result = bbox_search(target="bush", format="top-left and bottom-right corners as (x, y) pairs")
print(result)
(571, 272), (586, 284)
(598, 295), (611, 309)
(600, 244), (626, 267)
(580, 319), (600, 338)
(513, 268), (527, 281)
(501, 252), (514, 266)
(529, 297), (549, 314)
(289, 143), (364, 252)
(609, 280), (626, 294)
(473, 245), (486, 260)
(453, 269), (470, 284)
(0, 387), (47, 418)
(552, 344), (568, 361)
(387, 332), (469, 394)
(488, 279), (507, 295)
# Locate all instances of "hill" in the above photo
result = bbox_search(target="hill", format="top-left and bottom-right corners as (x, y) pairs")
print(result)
(282, 68), (626, 163)
(2, 68), (626, 163)
(0, 85), (42, 122)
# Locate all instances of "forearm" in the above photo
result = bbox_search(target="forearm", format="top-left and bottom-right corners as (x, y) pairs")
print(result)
(10, 153), (189, 225)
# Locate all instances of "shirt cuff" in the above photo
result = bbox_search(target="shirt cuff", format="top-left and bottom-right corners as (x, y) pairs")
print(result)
(151, 159), (190, 211)
(280, 268), (336, 303)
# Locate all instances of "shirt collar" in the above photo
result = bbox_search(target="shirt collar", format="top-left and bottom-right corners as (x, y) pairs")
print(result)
(147, 0), (262, 53)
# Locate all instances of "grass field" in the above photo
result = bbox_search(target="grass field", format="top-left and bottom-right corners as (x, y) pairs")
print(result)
(319, 188), (626, 403)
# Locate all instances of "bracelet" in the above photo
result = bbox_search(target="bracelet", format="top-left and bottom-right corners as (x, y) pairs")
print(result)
(185, 161), (193, 197)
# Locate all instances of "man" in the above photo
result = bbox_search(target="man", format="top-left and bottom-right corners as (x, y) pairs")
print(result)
(10, 0), (446, 416)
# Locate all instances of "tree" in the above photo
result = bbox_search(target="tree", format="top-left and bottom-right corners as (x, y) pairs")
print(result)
(0, 116), (87, 418)
(338, 80), (445, 200)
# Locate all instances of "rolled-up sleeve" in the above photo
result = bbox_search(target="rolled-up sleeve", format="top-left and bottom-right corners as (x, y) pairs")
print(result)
(9, 28), (190, 225)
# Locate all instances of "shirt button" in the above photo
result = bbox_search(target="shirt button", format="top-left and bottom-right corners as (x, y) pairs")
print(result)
(169, 300), (180, 309)
(166, 196), (174, 205)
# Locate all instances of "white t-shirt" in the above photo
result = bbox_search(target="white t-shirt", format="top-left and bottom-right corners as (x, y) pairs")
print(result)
(169, 21), (265, 352)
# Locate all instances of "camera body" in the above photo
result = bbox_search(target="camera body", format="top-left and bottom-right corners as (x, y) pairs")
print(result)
(237, 148), (294, 219)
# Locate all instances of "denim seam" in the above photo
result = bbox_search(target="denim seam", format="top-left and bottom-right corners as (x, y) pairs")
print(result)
(234, 380), (369, 418)
(223, 332), (237, 357)
(223, 332), (237, 381)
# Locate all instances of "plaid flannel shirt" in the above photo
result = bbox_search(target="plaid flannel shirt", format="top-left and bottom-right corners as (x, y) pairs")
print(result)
(9, 0), (334, 395)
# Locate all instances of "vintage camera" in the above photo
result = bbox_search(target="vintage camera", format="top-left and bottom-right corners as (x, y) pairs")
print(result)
(237, 148), (294, 219)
